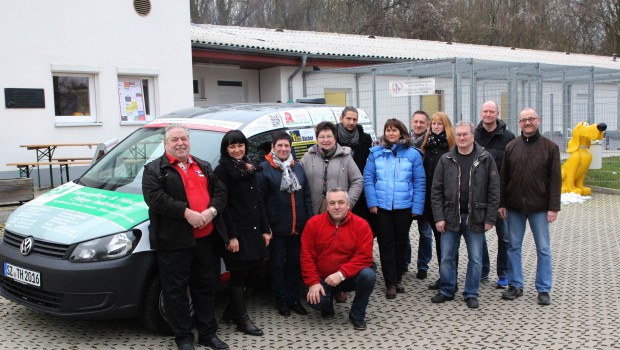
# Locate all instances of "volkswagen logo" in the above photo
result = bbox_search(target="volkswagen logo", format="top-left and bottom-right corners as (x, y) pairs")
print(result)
(20, 237), (34, 256)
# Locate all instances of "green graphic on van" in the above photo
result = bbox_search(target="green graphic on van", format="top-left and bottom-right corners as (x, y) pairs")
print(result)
(43, 186), (148, 229)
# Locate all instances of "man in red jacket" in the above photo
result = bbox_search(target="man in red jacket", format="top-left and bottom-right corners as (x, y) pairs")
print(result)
(301, 188), (376, 330)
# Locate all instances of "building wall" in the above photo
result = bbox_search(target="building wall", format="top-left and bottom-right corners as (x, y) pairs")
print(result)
(0, 0), (193, 178)
(192, 65), (260, 106)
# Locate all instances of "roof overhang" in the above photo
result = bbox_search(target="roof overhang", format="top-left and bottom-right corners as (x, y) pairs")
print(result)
(191, 45), (399, 70)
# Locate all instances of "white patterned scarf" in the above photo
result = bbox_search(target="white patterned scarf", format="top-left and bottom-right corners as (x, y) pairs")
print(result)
(270, 151), (302, 193)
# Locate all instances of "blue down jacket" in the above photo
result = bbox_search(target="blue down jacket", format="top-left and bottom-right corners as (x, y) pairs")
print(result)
(363, 142), (426, 214)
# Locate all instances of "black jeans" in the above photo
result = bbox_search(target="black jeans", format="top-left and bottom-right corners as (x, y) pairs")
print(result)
(374, 208), (414, 286)
(157, 235), (218, 346)
(268, 234), (302, 305)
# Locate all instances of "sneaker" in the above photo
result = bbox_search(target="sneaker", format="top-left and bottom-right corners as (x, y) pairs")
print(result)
(428, 278), (440, 290)
(465, 297), (479, 309)
(431, 293), (454, 303)
(349, 316), (367, 331)
(386, 285), (397, 299)
(496, 278), (509, 289)
(480, 275), (489, 282)
(416, 270), (428, 280)
(395, 282), (405, 293)
(501, 286), (523, 300)
(537, 292), (551, 305)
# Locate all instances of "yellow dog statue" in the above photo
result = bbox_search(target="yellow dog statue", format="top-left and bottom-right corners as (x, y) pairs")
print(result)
(561, 121), (607, 195)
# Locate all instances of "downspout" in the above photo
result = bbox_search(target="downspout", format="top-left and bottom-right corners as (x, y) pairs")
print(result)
(287, 54), (307, 103)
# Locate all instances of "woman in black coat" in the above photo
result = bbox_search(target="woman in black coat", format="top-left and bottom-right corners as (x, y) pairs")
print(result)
(214, 130), (272, 337)
(419, 112), (455, 289)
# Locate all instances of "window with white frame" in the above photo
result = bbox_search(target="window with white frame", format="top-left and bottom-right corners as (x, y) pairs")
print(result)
(52, 72), (98, 124)
(117, 74), (157, 124)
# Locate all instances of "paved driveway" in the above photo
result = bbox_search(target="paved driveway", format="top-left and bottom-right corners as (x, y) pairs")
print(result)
(1, 193), (619, 349)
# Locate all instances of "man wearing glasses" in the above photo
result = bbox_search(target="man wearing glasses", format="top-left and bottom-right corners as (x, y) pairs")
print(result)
(499, 107), (561, 305)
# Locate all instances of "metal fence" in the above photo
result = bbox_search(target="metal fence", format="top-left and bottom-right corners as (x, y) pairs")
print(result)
(302, 58), (620, 190)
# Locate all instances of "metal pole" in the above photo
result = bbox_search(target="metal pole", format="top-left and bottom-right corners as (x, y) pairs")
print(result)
(453, 59), (460, 121)
(470, 59), (476, 123)
(589, 67), (595, 124)
(550, 93), (554, 134)
(509, 67), (519, 132)
(355, 73), (360, 107)
(372, 69), (377, 133)
(536, 64), (543, 117)
(408, 69), (412, 127)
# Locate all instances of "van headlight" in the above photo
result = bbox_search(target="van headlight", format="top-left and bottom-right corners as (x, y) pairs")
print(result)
(69, 231), (139, 262)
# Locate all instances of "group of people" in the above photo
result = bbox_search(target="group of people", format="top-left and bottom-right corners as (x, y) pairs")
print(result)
(141, 102), (561, 350)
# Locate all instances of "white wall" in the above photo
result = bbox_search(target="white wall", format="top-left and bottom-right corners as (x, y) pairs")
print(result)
(193, 65), (260, 106)
(0, 0), (193, 175)
(259, 67), (286, 102)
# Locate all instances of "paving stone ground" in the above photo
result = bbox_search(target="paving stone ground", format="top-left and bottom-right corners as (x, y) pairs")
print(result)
(1, 193), (618, 349)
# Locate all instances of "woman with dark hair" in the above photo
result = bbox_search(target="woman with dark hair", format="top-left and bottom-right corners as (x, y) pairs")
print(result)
(214, 130), (271, 336)
(364, 118), (426, 299)
(419, 112), (456, 290)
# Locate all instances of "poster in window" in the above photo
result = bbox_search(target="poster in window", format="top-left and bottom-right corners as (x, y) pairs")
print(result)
(118, 80), (146, 121)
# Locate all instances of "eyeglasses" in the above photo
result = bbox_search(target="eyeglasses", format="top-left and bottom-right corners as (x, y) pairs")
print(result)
(519, 117), (538, 124)
(318, 135), (335, 140)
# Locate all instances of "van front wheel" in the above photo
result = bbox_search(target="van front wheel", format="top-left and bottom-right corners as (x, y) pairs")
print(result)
(141, 274), (173, 335)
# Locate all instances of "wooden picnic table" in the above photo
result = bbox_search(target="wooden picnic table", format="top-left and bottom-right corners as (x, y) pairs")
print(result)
(18, 143), (99, 188)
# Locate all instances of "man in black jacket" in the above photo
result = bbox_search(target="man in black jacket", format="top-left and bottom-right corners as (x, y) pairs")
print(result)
(475, 101), (515, 288)
(430, 121), (500, 309)
(335, 106), (375, 303)
(142, 124), (229, 350)
(410, 110), (434, 280)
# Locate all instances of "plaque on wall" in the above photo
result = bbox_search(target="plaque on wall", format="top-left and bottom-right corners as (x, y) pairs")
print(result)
(5, 88), (45, 108)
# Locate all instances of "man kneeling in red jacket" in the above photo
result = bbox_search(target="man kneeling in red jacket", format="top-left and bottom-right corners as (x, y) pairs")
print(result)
(301, 188), (376, 330)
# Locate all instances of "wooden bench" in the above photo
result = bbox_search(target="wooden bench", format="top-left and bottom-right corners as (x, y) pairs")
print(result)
(52, 157), (93, 162)
(7, 161), (92, 187)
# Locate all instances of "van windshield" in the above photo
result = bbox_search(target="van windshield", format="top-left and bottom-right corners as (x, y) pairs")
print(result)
(79, 128), (224, 193)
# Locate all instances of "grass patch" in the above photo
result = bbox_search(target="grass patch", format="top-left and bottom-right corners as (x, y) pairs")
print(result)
(584, 156), (620, 190)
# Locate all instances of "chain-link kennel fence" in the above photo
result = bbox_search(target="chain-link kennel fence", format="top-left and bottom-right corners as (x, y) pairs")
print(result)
(303, 58), (620, 190)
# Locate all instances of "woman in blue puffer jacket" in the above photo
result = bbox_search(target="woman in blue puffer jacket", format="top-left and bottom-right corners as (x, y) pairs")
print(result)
(364, 118), (426, 299)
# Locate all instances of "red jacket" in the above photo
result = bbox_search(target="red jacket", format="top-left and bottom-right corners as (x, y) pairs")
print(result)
(300, 211), (373, 287)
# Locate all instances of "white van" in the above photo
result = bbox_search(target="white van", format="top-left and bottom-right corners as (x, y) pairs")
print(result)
(0, 103), (375, 333)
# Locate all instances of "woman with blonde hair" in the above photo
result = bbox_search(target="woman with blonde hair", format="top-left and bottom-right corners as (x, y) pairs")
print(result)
(419, 112), (456, 290)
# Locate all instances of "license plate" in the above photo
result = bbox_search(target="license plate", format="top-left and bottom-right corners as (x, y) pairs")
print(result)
(3, 262), (41, 287)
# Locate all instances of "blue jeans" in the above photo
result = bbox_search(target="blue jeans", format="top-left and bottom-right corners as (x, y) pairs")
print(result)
(506, 210), (552, 292)
(268, 235), (302, 305)
(416, 218), (433, 272)
(308, 268), (376, 321)
(482, 216), (509, 279)
(439, 213), (485, 299)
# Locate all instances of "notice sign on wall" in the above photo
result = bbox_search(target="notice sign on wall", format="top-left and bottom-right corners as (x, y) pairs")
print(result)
(118, 80), (146, 121)
(388, 78), (436, 97)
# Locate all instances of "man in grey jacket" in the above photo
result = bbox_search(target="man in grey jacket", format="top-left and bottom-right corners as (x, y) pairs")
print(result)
(430, 121), (500, 309)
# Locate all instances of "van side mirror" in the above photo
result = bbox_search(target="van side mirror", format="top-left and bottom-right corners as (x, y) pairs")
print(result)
(93, 138), (119, 163)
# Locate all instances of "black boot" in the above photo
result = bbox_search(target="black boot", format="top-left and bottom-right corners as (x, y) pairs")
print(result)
(221, 299), (236, 323)
(230, 287), (264, 336)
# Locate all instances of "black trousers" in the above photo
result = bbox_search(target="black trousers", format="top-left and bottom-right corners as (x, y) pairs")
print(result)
(157, 235), (218, 346)
(374, 208), (414, 286)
